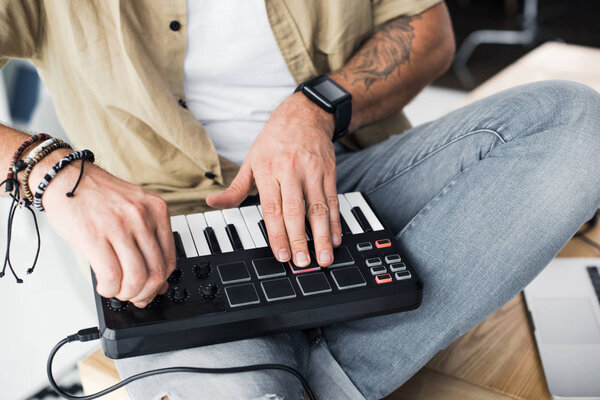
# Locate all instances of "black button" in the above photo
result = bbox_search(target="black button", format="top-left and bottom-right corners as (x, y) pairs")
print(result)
(330, 246), (354, 268)
(169, 20), (181, 31)
(296, 272), (332, 296)
(193, 262), (211, 278)
(205, 171), (216, 179)
(261, 278), (296, 302)
(331, 266), (366, 290)
(178, 98), (187, 108)
(218, 262), (250, 284)
(252, 257), (286, 279)
(225, 283), (260, 307)
(109, 298), (126, 310)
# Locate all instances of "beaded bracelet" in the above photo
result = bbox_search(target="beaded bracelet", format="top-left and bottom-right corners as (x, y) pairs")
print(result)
(18, 137), (60, 170)
(5, 133), (51, 192)
(33, 149), (95, 212)
(22, 140), (72, 203)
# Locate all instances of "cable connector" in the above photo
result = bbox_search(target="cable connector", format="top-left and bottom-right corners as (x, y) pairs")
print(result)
(66, 327), (101, 343)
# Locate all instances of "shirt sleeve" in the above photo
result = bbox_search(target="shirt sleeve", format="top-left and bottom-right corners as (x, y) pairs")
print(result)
(372, 0), (443, 28)
(0, 0), (44, 68)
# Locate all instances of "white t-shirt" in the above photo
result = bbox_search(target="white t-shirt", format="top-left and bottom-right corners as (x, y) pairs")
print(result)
(183, 0), (297, 165)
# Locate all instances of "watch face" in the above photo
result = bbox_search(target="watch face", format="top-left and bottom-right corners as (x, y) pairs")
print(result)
(313, 80), (347, 102)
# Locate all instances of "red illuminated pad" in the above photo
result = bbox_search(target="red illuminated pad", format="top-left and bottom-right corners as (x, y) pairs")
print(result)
(288, 253), (321, 274)
(375, 239), (392, 249)
(375, 273), (393, 284)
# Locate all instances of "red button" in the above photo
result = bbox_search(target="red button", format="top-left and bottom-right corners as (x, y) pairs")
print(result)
(375, 239), (392, 249)
(375, 273), (392, 284)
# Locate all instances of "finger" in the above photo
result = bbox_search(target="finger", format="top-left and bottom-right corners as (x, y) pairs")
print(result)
(156, 199), (177, 282)
(89, 239), (122, 298)
(256, 175), (291, 263)
(112, 232), (149, 303)
(305, 176), (333, 267)
(129, 229), (168, 308)
(206, 161), (254, 209)
(323, 169), (342, 247)
(280, 177), (310, 267)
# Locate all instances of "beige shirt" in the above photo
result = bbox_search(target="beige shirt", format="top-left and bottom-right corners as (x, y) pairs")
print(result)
(1, 0), (440, 215)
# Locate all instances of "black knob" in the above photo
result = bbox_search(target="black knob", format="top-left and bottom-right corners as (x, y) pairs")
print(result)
(109, 298), (125, 310)
(168, 268), (182, 283)
(193, 262), (211, 278)
(171, 287), (188, 303)
(201, 282), (219, 298)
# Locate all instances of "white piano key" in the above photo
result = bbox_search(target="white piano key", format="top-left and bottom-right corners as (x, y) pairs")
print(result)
(170, 215), (198, 257)
(240, 206), (268, 248)
(338, 194), (363, 234)
(203, 210), (234, 253)
(344, 192), (384, 231)
(223, 208), (256, 249)
(258, 205), (263, 217)
(184, 213), (211, 256)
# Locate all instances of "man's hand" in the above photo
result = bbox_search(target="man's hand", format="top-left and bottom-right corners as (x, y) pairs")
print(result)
(35, 151), (176, 308)
(206, 93), (342, 267)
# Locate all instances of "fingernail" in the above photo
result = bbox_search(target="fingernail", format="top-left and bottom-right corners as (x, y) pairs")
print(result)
(320, 250), (332, 265)
(278, 248), (290, 262)
(295, 252), (308, 267)
(332, 234), (341, 246)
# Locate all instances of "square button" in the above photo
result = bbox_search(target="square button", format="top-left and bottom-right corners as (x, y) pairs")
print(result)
(375, 239), (392, 248)
(365, 257), (382, 267)
(395, 271), (412, 281)
(253, 257), (286, 279)
(288, 252), (321, 274)
(375, 273), (393, 284)
(296, 272), (332, 296)
(370, 265), (387, 275)
(389, 263), (406, 272)
(218, 262), (250, 284)
(225, 283), (260, 308)
(384, 254), (401, 264)
(330, 246), (354, 268)
(331, 267), (366, 290)
(356, 242), (372, 252)
(261, 278), (296, 302)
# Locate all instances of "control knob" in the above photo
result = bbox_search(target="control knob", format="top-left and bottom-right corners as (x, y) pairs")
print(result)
(201, 282), (219, 299)
(109, 298), (126, 310)
(194, 262), (211, 278)
(171, 287), (189, 303)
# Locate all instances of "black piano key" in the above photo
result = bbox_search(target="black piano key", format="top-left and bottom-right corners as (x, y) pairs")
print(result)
(226, 223), (245, 251)
(172, 232), (187, 259)
(340, 214), (351, 235)
(203, 227), (221, 254)
(351, 206), (373, 232)
(305, 218), (313, 241)
(258, 219), (269, 244)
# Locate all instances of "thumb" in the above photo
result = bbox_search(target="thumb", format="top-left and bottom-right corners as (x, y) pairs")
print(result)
(206, 162), (254, 209)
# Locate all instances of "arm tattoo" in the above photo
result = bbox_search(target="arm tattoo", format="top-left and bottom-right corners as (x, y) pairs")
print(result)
(342, 15), (421, 91)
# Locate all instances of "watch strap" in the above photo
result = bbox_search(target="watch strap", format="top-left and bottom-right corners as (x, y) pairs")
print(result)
(333, 97), (352, 141)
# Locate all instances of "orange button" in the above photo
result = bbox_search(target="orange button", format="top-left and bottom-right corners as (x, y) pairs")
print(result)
(375, 239), (392, 249)
(375, 273), (392, 284)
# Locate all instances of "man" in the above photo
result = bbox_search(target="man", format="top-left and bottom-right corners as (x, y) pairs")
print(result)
(1, 1), (599, 399)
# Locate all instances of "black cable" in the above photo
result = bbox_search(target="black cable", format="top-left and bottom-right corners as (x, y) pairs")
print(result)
(48, 328), (318, 400)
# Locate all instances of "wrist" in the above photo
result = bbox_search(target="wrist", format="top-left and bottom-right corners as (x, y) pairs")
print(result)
(289, 92), (336, 140)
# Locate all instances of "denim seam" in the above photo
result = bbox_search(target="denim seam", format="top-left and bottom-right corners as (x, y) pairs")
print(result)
(365, 128), (506, 196)
(285, 332), (305, 400)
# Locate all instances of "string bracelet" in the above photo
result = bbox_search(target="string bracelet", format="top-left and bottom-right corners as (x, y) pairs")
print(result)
(33, 149), (95, 212)
(17, 137), (61, 172)
(22, 140), (72, 204)
(5, 133), (51, 193)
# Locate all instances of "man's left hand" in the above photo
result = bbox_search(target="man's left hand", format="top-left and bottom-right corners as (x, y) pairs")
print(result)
(206, 92), (342, 267)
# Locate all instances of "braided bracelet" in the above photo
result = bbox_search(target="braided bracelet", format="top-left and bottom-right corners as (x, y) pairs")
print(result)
(22, 140), (72, 203)
(19, 137), (60, 169)
(33, 150), (95, 212)
(5, 133), (51, 192)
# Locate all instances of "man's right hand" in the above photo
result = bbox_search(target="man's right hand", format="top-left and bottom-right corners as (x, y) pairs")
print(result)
(34, 150), (176, 308)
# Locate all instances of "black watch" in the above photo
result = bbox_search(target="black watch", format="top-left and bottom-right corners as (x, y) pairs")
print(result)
(295, 75), (352, 142)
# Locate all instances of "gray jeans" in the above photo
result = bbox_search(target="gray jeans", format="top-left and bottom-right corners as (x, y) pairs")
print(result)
(116, 81), (600, 400)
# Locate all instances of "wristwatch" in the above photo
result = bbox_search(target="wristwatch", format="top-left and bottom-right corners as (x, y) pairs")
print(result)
(295, 75), (352, 142)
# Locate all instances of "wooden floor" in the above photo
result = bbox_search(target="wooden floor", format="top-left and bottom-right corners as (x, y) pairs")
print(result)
(386, 216), (600, 400)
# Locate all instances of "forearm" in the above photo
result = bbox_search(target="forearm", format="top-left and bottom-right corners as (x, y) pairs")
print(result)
(0, 124), (73, 199)
(330, 2), (455, 131)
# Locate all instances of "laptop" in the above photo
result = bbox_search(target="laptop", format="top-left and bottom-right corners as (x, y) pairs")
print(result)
(524, 258), (600, 399)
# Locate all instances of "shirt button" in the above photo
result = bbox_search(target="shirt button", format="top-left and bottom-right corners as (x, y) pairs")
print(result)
(205, 172), (216, 179)
(178, 99), (187, 109)
(169, 20), (181, 31)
